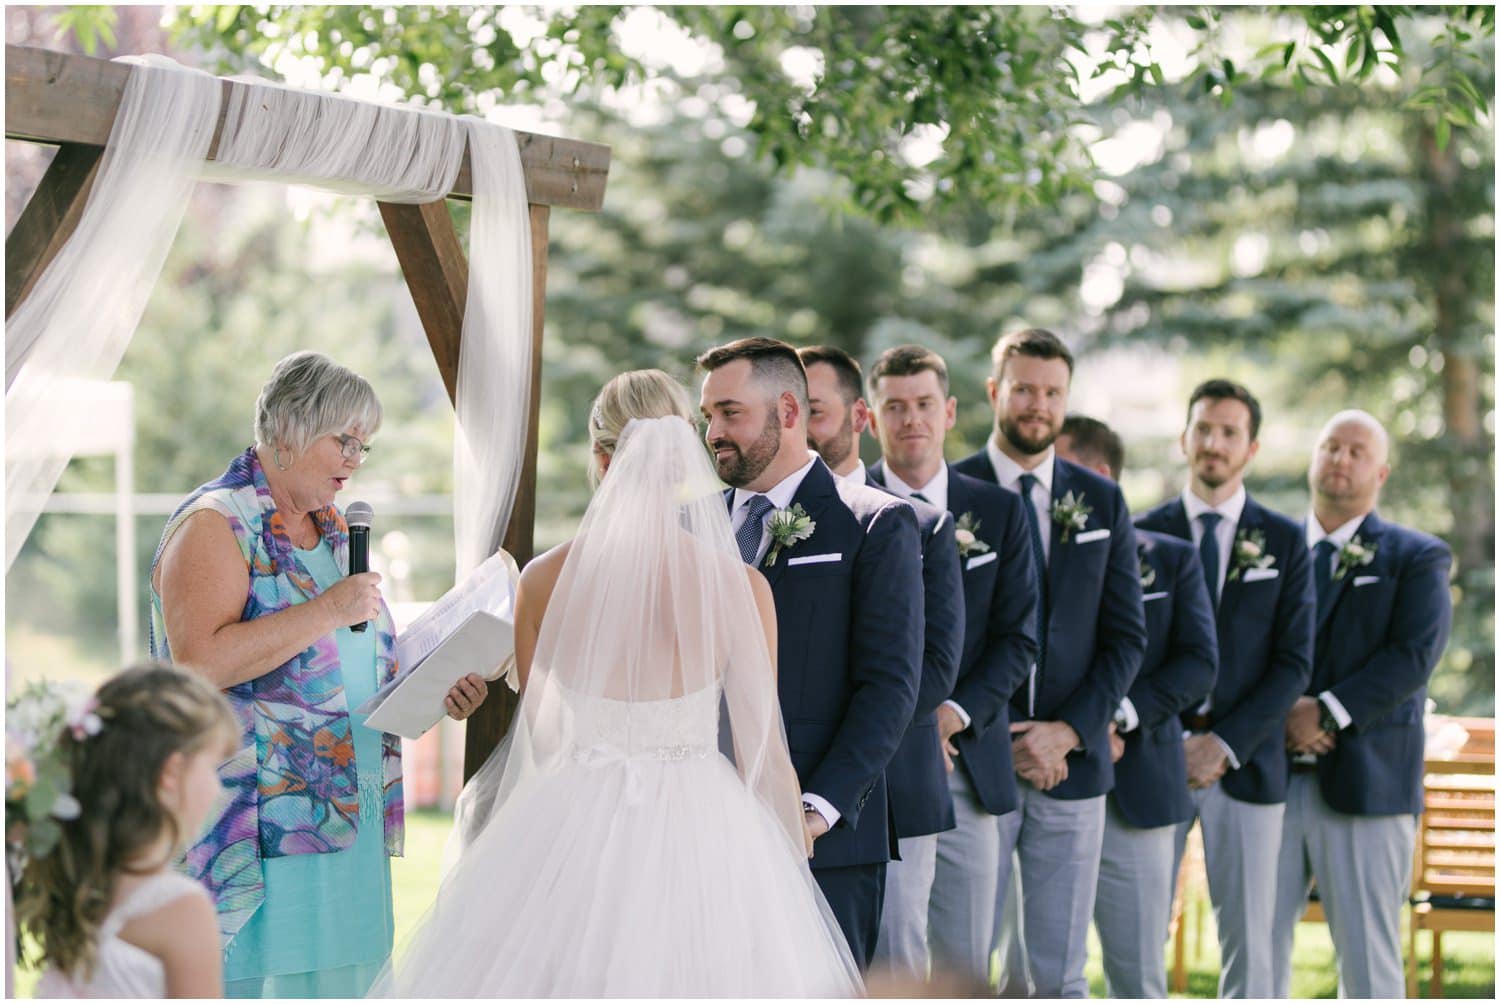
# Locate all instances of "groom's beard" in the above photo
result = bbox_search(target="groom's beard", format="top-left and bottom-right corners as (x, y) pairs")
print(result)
(999, 412), (1060, 457)
(712, 410), (782, 487)
(808, 412), (855, 472)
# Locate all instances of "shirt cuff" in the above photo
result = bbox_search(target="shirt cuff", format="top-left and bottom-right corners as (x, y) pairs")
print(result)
(802, 792), (841, 829)
(1115, 697), (1140, 734)
(1209, 732), (1241, 771)
(941, 699), (972, 730)
(1318, 691), (1353, 731)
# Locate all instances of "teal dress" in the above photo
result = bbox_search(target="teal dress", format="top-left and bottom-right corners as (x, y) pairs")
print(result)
(223, 541), (396, 998)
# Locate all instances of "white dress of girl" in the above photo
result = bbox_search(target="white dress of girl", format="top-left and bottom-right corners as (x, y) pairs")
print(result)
(34, 870), (209, 998)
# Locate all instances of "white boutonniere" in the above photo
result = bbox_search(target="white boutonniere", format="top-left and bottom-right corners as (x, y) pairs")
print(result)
(1333, 535), (1377, 581)
(1228, 527), (1275, 581)
(764, 503), (815, 566)
(954, 512), (991, 558)
(1050, 490), (1092, 543)
(1138, 547), (1157, 590)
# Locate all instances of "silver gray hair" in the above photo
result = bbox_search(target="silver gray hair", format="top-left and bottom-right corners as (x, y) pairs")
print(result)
(253, 351), (382, 454)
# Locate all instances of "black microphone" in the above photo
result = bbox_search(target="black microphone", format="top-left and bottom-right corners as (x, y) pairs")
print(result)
(345, 501), (373, 632)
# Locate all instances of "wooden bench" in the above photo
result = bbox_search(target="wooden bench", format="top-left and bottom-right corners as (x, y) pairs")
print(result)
(1172, 717), (1495, 994)
(1408, 717), (1495, 997)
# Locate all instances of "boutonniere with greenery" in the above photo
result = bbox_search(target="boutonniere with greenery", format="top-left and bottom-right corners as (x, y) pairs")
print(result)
(954, 512), (991, 558)
(7, 679), (102, 875)
(1227, 527), (1275, 581)
(1138, 548), (1157, 590)
(764, 503), (815, 566)
(1051, 490), (1092, 543)
(1333, 535), (1377, 581)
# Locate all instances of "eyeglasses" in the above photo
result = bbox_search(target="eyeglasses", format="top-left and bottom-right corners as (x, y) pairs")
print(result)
(335, 433), (372, 462)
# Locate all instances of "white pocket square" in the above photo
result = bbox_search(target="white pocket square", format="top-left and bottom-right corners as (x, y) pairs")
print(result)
(1073, 528), (1110, 544)
(965, 552), (998, 571)
(1242, 567), (1280, 582)
(787, 552), (841, 567)
(1353, 575), (1381, 587)
(1142, 591), (1169, 602)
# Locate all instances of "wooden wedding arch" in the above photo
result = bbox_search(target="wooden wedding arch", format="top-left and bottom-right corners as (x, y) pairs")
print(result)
(4, 43), (612, 776)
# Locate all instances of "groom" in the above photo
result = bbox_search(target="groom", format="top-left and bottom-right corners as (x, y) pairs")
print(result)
(699, 337), (925, 967)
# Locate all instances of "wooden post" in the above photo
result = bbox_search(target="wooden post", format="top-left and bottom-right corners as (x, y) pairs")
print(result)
(462, 203), (550, 780)
(5, 143), (103, 324)
(376, 200), (468, 405)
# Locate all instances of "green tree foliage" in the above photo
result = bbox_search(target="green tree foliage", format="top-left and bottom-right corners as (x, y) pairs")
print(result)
(162, 4), (1494, 223)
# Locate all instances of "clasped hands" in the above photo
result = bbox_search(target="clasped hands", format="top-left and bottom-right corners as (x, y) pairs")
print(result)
(1284, 695), (1336, 756)
(1009, 719), (1079, 791)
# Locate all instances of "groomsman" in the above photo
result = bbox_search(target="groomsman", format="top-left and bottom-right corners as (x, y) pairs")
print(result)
(1056, 416), (1219, 998)
(953, 328), (1147, 998)
(864, 345), (1039, 985)
(1270, 410), (1452, 998)
(698, 337), (924, 967)
(1135, 379), (1314, 998)
(799, 345), (966, 980)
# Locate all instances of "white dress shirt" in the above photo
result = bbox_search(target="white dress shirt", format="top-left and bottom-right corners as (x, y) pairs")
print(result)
(988, 437), (1054, 564)
(1182, 483), (1247, 602)
(1303, 511), (1369, 730)
(1181, 484), (1248, 767)
(729, 450), (840, 828)
(833, 458), (867, 486)
(730, 452), (818, 565)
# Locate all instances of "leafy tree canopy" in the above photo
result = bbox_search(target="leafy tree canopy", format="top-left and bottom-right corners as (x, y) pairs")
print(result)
(143, 4), (1494, 224)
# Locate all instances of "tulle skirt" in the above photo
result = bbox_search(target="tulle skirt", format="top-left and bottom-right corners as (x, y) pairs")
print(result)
(370, 751), (863, 997)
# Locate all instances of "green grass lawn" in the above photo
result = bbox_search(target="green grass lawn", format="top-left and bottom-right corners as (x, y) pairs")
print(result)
(11, 807), (1494, 996)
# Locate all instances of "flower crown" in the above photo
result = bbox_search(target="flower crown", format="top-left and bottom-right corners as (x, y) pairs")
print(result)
(6, 679), (105, 874)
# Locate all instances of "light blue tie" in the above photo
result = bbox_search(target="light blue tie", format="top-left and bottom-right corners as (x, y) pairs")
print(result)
(735, 495), (774, 566)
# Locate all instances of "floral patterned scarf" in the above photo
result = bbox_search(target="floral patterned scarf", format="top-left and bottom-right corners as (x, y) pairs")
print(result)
(148, 446), (402, 948)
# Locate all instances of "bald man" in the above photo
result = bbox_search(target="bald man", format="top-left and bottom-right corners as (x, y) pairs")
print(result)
(1270, 411), (1453, 997)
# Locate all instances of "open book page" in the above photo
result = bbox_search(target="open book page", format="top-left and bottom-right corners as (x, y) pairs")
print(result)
(356, 548), (521, 738)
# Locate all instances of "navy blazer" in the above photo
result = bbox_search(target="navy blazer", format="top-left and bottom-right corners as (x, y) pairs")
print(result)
(736, 457), (924, 870)
(1110, 530), (1219, 829)
(952, 450), (1147, 800)
(1307, 511), (1452, 816)
(863, 464), (964, 838)
(1136, 493), (1314, 805)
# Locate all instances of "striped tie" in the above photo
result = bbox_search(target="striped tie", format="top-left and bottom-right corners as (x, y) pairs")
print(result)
(735, 494), (774, 565)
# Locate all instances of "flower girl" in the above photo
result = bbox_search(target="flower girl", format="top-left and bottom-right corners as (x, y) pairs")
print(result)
(11, 664), (237, 997)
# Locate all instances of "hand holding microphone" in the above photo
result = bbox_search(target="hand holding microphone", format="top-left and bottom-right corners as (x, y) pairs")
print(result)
(340, 501), (379, 632)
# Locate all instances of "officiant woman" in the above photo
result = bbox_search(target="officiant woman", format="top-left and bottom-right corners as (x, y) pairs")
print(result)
(148, 350), (488, 997)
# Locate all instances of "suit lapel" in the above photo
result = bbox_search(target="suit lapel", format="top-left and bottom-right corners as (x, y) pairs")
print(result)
(1317, 511), (1381, 634)
(1046, 461), (1068, 597)
(1164, 498), (1192, 543)
(867, 459), (887, 490)
(945, 462), (969, 521)
(759, 458), (840, 589)
(1216, 496), (1261, 636)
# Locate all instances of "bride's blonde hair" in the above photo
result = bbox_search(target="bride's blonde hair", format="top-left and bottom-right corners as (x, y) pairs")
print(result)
(588, 370), (696, 487)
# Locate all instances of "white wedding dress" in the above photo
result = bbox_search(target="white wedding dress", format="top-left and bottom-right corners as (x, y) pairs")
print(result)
(370, 416), (861, 998)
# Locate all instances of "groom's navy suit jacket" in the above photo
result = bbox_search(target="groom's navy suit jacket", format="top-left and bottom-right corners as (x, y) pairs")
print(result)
(875, 462), (1040, 817)
(863, 463), (964, 839)
(1110, 530), (1219, 829)
(952, 450), (1147, 800)
(1304, 511), (1451, 816)
(735, 457), (924, 870)
(1136, 493), (1314, 805)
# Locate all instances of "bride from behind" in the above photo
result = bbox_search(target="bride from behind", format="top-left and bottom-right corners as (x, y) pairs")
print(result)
(371, 370), (862, 997)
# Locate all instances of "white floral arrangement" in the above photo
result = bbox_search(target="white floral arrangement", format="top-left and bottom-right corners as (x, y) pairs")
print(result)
(764, 503), (815, 566)
(1333, 535), (1378, 581)
(1050, 490), (1092, 543)
(1228, 527), (1275, 581)
(6, 679), (102, 874)
(954, 512), (991, 558)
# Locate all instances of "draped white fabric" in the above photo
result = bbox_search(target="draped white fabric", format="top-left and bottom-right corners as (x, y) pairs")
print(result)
(4, 55), (534, 580)
(5, 56), (219, 568)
